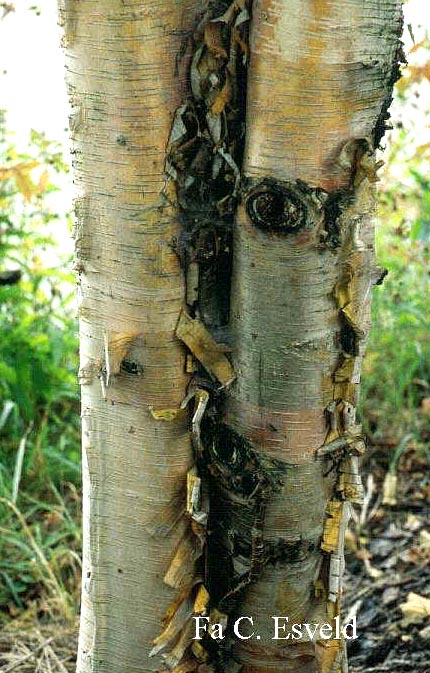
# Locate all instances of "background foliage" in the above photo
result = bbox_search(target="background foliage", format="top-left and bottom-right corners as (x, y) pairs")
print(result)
(361, 31), (430, 461)
(0, 114), (80, 622)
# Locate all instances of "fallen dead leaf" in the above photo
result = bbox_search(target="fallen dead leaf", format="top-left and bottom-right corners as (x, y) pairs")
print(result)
(419, 529), (430, 549)
(399, 592), (430, 620)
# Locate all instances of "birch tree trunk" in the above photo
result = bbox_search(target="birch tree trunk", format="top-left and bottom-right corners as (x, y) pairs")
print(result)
(211, 2), (403, 672)
(58, 2), (204, 671)
(59, 1), (403, 673)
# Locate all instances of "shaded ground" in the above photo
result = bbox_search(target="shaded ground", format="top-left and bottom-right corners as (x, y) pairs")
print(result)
(0, 448), (429, 672)
(345, 447), (430, 672)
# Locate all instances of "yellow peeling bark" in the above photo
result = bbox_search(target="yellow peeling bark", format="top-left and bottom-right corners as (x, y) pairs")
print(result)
(58, 2), (202, 672)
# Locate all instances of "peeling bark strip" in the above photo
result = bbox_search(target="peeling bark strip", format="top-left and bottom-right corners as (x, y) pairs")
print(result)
(60, 0), (403, 672)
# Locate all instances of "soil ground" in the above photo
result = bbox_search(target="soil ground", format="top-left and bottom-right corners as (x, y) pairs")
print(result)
(344, 447), (430, 672)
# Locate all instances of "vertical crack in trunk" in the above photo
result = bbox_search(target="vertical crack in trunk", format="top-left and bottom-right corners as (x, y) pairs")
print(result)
(155, 2), (253, 672)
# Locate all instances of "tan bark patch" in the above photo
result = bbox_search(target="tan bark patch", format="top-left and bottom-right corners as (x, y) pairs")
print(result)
(225, 399), (327, 463)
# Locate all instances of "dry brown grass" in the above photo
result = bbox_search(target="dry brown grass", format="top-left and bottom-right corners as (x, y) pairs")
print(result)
(0, 622), (78, 673)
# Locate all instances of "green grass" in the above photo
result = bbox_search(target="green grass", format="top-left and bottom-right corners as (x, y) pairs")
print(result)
(0, 486), (81, 623)
(0, 119), (81, 623)
(361, 171), (430, 455)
